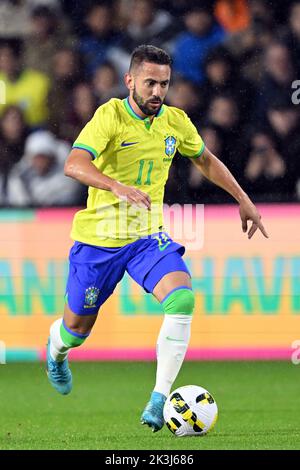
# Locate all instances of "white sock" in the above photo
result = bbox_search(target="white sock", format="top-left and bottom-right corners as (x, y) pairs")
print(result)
(49, 318), (70, 362)
(154, 314), (192, 397)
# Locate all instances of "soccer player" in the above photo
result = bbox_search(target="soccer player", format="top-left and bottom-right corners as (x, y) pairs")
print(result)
(46, 45), (268, 432)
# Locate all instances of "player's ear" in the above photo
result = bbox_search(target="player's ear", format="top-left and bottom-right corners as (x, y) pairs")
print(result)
(124, 72), (134, 91)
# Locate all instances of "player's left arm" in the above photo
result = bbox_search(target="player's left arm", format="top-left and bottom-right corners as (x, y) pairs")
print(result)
(191, 146), (269, 239)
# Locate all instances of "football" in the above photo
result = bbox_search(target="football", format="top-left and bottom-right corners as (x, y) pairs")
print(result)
(163, 385), (218, 437)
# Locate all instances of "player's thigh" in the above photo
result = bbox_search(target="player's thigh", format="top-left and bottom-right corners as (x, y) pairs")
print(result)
(140, 248), (192, 301)
(63, 302), (99, 335)
(127, 233), (191, 296)
(152, 271), (192, 303)
(65, 243), (127, 333)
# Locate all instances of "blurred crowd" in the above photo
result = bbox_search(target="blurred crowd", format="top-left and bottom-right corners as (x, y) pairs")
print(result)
(0, 0), (300, 207)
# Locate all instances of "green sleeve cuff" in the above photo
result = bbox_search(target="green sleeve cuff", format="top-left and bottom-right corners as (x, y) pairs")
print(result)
(72, 143), (98, 159)
(185, 141), (205, 159)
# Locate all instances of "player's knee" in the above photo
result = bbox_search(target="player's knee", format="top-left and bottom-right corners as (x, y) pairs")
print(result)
(60, 320), (90, 348)
(63, 303), (98, 337)
(64, 319), (92, 336)
(161, 288), (195, 316)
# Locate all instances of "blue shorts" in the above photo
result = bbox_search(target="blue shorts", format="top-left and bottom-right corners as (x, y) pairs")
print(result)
(65, 232), (190, 315)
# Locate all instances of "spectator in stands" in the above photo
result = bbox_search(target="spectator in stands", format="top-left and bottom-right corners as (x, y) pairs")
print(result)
(124, 0), (178, 49)
(201, 46), (256, 123)
(256, 42), (295, 121)
(265, 99), (300, 192)
(245, 93), (300, 201)
(7, 130), (82, 206)
(172, 4), (226, 85)
(0, 106), (28, 205)
(23, 5), (74, 76)
(0, 38), (50, 128)
(206, 94), (244, 173)
(243, 131), (293, 201)
(0, 0), (30, 38)
(214, 0), (250, 33)
(280, 1), (300, 74)
(166, 78), (203, 123)
(79, 2), (122, 77)
(60, 0), (88, 36)
(225, 0), (275, 83)
(109, 0), (181, 79)
(92, 62), (126, 105)
(58, 82), (97, 144)
(48, 47), (82, 137)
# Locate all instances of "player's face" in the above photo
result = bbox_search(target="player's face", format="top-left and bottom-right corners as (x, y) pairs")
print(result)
(128, 62), (171, 116)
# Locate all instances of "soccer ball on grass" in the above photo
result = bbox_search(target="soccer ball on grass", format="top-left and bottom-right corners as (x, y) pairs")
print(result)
(163, 385), (218, 437)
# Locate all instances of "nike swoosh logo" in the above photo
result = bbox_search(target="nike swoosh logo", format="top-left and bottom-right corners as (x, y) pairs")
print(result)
(166, 336), (185, 342)
(159, 241), (171, 251)
(121, 141), (139, 147)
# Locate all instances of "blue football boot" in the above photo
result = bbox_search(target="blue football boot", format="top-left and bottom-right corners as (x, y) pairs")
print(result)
(141, 391), (167, 432)
(46, 339), (72, 395)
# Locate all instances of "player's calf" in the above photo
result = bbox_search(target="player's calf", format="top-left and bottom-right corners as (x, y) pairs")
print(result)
(46, 318), (90, 395)
(154, 287), (195, 397)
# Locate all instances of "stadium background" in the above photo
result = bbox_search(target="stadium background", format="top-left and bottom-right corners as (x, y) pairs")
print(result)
(0, 0), (299, 362)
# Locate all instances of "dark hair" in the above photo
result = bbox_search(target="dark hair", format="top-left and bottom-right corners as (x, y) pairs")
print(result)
(204, 46), (235, 69)
(31, 6), (56, 18)
(0, 38), (23, 58)
(86, 1), (111, 16)
(183, 2), (214, 16)
(129, 45), (172, 71)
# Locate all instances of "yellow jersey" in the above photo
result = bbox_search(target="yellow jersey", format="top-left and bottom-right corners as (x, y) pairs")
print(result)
(0, 69), (50, 126)
(71, 97), (205, 247)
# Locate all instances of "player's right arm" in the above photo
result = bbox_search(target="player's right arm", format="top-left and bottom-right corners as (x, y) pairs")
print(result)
(178, 111), (268, 240)
(64, 149), (151, 210)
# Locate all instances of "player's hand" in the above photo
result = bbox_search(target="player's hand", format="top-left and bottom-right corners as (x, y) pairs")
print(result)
(111, 181), (151, 210)
(239, 197), (269, 239)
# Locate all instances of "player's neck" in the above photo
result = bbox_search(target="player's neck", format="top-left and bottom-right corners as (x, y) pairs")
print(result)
(128, 96), (155, 122)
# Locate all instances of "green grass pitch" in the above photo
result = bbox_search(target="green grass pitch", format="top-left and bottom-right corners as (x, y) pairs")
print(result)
(0, 361), (299, 450)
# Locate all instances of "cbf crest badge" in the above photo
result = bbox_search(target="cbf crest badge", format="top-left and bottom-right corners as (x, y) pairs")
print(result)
(165, 136), (176, 156)
(85, 286), (100, 306)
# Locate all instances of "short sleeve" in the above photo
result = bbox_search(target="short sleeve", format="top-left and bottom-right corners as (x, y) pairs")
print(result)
(72, 104), (113, 159)
(177, 113), (205, 159)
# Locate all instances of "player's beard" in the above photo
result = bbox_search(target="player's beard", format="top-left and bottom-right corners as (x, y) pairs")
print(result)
(133, 87), (163, 116)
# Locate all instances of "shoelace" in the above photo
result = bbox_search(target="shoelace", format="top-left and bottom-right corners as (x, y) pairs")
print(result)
(48, 360), (70, 381)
